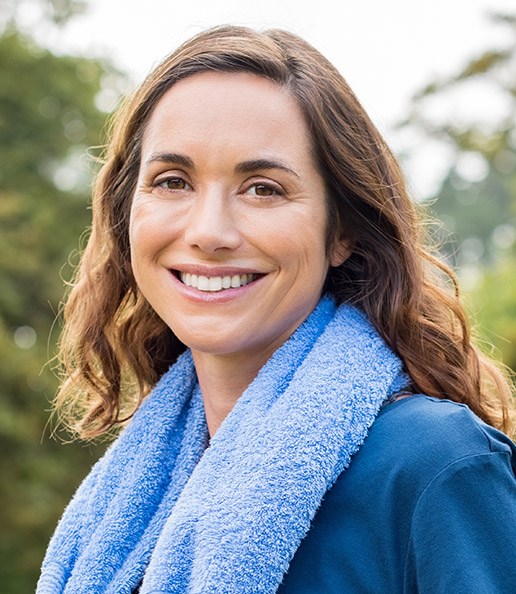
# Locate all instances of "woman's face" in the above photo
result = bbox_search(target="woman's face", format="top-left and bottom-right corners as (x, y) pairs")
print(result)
(130, 71), (348, 362)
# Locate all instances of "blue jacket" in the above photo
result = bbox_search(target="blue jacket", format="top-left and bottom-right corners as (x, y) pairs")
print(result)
(279, 395), (516, 593)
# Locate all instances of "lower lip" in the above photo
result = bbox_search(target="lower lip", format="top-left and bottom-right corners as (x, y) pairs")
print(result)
(169, 272), (265, 303)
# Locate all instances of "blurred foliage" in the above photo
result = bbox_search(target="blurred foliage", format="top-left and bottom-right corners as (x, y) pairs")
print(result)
(1, 4), (515, 593)
(0, 2), (124, 590)
(0, 0), (88, 28)
(400, 11), (516, 372)
(474, 259), (516, 372)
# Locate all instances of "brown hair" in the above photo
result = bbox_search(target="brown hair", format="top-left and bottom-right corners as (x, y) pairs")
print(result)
(54, 25), (514, 438)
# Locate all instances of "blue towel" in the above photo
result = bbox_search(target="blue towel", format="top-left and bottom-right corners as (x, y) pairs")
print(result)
(37, 296), (407, 593)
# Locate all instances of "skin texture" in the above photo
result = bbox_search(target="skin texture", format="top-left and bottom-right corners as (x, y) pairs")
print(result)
(130, 72), (349, 435)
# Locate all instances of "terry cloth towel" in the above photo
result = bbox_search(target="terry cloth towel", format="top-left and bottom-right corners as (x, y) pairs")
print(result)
(37, 296), (408, 594)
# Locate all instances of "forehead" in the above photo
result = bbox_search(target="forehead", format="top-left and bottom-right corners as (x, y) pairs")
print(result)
(141, 71), (313, 161)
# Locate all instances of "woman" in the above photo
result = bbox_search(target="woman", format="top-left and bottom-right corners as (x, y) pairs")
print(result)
(38, 25), (515, 593)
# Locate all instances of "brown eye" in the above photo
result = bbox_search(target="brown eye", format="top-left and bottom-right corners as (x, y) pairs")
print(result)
(157, 177), (190, 190)
(254, 184), (274, 196)
(247, 183), (281, 197)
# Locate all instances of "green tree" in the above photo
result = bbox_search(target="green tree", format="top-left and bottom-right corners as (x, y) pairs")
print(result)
(398, 12), (516, 371)
(0, 10), (124, 590)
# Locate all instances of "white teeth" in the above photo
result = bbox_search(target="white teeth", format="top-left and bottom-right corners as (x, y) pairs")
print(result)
(209, 277), (222, 291)
(179, 272), (256, 292)
(197, 276), (210, 291)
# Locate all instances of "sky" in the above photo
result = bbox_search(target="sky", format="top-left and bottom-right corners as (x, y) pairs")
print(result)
(13, 0), (516, 198)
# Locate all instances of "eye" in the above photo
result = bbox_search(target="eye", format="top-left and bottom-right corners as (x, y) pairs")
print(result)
(245, 182), (283, 198)
(155, 176), (191, 191)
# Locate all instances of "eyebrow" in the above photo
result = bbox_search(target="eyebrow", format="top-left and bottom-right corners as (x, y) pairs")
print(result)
(146, 153), (299, 178)
(146, 152), (194, 168)
(235, 158), (300, 178)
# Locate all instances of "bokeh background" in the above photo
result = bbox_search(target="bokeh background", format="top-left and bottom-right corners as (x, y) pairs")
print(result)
(1, 0), (515, 590)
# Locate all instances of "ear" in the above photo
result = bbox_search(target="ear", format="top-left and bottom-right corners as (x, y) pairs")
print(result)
(329, 239), (352, 267)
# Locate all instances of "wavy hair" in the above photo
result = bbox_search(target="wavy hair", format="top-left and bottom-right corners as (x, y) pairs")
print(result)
(54, 25), (514, 438)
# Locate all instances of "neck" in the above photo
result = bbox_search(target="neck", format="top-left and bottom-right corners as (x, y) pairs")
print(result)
(192, 349), (272, 437)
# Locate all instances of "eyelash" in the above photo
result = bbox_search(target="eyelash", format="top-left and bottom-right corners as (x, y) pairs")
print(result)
(154, 176), (191, 191)
(243, 181), (284, 200)
(152, 176), (285, 201)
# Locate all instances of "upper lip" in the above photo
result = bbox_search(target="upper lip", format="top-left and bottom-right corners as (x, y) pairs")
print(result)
(170, 264), (265, 276)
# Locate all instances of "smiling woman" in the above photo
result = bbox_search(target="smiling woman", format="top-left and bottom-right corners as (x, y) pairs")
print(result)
(129, 72), (347, 417)
(37, 25), (515, 594)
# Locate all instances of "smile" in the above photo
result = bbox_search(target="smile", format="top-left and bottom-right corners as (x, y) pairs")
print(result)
(179, 272), (258, 292)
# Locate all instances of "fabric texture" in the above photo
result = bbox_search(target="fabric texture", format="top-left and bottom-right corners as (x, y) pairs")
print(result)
(37, 296), (408, 594)
(278, 395), (516, 593)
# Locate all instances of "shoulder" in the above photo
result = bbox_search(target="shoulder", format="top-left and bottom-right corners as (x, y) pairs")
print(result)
(380, 398), (516, 592)
(341, 395), (516, 508)
(283, 396), (516, 593)
(367, 395), (514, 473)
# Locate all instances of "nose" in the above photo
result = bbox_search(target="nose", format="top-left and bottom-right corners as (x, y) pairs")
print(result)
(184, 189), (242, 253)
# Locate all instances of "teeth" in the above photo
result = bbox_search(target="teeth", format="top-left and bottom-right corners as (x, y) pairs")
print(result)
(179, 272), (256, 292)
(209, 277), (222, 291)
(197, 276), (210, 291)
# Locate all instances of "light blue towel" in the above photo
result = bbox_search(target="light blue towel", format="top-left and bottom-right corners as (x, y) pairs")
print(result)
(37, 296), (407, 593)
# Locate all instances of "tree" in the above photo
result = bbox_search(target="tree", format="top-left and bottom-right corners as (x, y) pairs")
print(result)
(0, 11), (124, 590)
(397, 12), (516, 372)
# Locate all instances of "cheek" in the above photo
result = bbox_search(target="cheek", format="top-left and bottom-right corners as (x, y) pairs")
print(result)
(128, 203), (150, 265)
(268, 211), (328, 266)
(129, 197), (177, 260)
(252, 221), (329, 294)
